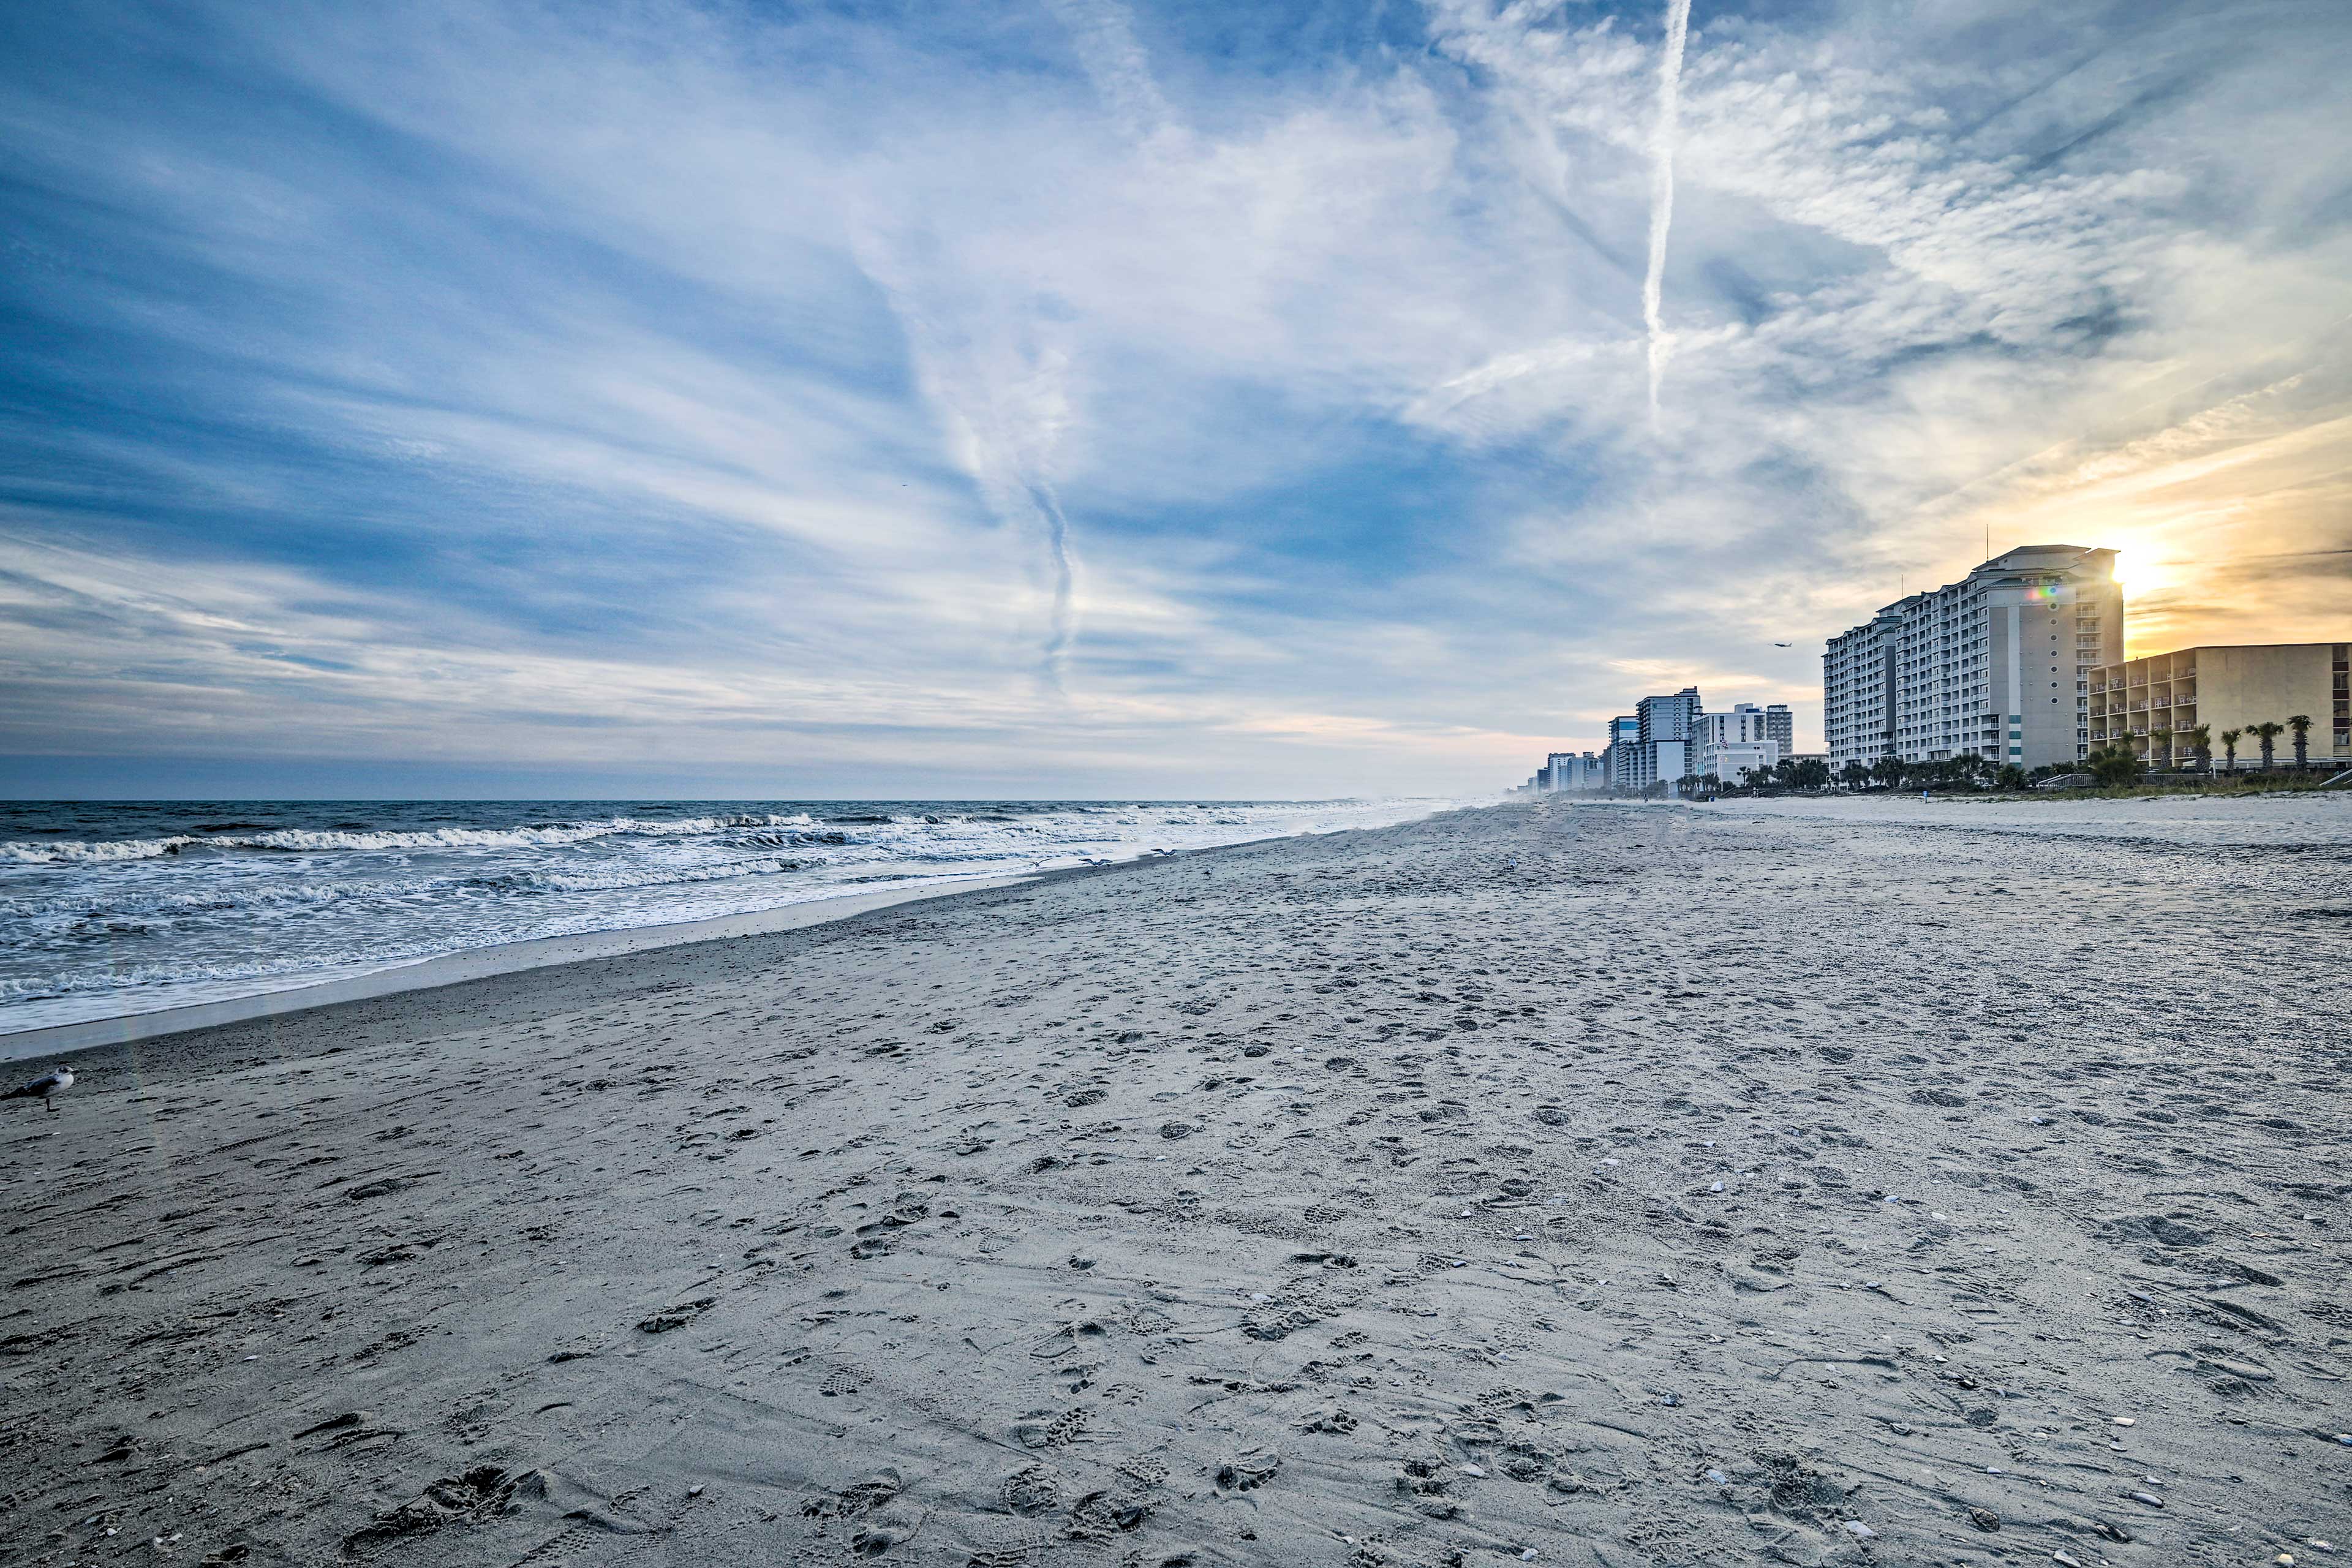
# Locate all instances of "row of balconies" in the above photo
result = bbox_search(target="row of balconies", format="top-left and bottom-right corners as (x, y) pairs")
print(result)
(2105, 660), (2199, 684)
(2090, 718), (2206, 740)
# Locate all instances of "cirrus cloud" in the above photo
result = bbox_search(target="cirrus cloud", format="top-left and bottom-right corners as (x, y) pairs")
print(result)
(1, 0), (2346, 796)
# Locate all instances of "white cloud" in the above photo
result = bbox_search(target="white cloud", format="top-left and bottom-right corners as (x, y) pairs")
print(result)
(1, 0), (2346, 790)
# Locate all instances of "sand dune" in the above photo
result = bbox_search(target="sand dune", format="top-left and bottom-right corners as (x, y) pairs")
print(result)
(4, 799), (2348, 1566)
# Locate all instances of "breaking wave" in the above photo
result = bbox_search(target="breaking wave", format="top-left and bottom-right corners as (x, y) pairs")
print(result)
(0, 796), (1473, 1036)
(2, 812), (823, 864)
(1, 835), (198, 865)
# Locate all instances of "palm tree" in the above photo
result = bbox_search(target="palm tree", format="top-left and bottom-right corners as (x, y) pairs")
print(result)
(2221, 727), (2242, 773)
(2086, 743), (2145, 788)
(2288, 714), (2312, 769)
(2188, 723), (2212, 774)
(2150, 726), (2173, 771)
(2252, 721), (2285, 771)
(1871, 755), (1902, 790)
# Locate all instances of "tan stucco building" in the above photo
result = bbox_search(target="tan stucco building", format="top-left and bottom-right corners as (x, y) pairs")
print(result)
(2086, 642), (2351, 767)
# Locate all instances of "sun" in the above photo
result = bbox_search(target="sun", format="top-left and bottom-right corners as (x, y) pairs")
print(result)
(2105, 543), (2175, 603)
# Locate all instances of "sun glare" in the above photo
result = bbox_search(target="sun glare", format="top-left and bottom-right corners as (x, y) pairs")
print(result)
(2105, 545), (2174, 603)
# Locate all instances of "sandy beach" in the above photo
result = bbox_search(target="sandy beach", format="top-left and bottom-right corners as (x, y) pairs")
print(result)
(4, 797), (2348, 1568)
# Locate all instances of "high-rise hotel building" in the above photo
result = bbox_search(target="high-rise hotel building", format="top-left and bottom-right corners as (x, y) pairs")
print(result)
(1629, 687), (1703, 791)
(1824, 605), (1905, 768)
(1823, 545), (2123, 771)
(1600, 714), (1642, 790)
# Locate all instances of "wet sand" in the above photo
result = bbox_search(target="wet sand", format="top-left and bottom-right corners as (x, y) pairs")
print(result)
(4, 799), (2348, 1567)
(0, 874), (1035, 1063)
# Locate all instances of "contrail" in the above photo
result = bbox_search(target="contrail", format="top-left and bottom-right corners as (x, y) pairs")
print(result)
(1643, 0), (1692, 428)
(1028, 478), (1077, 690)
(1042, 0), (1174, 141)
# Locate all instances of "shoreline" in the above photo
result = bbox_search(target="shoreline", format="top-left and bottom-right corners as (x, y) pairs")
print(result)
(0, 869), (1037, 1063)
(2, 822), (1330, 1077)
(3, 802), (1464, 1060)
(24, 788), (2331, 1063)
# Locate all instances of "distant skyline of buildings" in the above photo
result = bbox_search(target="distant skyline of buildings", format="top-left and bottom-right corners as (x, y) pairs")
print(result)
(1521, 688), (1798, 796)
(1517, 542), (2348, 791)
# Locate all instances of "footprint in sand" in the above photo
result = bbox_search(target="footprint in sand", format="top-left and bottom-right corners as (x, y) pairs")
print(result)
(1000, 1465), (1061, 1516)
(1213, 1449), (1280, 1491)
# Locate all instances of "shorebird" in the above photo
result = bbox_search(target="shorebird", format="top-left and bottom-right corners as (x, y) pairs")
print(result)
(6, 1067), (72, 1113)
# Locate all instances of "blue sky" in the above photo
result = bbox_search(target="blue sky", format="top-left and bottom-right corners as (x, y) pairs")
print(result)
(2, 0), (2348, 797)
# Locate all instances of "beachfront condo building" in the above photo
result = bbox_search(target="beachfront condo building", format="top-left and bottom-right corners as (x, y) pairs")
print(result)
(1825, 604), (1905, 768)
(2086, 642), (2351, 767)
(1824, 545), (2123, 770)
(1695, 703), (1784, 783)
(1698, 703), (1777, 747)
(1542, 750), (1607, 791)
(1600, 714), (1641, 790)
(1627, 741), (1687, 793)
(1629, 687), (1703, 793)
(1707, 739), (1781, 786)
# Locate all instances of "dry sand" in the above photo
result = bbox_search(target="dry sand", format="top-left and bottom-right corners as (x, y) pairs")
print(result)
(4, 798), (2348, 1567)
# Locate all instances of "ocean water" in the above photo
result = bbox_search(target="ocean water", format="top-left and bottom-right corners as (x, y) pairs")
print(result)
(0, 797), (1468, 1035)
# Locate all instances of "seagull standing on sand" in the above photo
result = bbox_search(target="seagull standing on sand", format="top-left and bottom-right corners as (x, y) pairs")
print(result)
(6, 1067), (72, 1113)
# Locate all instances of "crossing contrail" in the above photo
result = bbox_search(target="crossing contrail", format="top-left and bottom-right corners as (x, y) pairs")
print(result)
(1643, 0), (1692, 428)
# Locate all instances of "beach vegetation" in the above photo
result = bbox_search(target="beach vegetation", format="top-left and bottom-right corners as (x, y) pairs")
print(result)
(2083, 743), (2147, 788)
